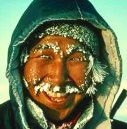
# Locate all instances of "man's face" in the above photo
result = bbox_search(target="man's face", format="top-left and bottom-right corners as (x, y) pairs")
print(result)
(23, 35), (90, 122)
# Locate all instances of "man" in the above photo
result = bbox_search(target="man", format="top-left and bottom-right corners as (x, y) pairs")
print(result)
(0, 0), (122, 129)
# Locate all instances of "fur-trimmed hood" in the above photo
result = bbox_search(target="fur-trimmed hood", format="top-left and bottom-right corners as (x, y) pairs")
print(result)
(6, 0), (122, 129)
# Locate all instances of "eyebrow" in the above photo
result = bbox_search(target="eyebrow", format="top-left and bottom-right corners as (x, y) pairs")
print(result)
(66, 44), (88, 55)
(32, 42), (91, 57)
(32, 43), (60, 53)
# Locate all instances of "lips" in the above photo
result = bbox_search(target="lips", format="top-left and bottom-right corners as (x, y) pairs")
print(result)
(45, 90), (68, 103)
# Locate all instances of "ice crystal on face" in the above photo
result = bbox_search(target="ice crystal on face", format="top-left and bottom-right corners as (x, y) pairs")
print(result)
(34, 85), (41, 94)
(43, 83), (50, 91)
(33, 43), (60, 55)
(86, 85), (97, 96)
(79, 84), (86, 91)
(34, 82), (50, 94)
(47, 43), (60, 54)
(59, 51), (63, 58)
(23, 77), (29, 87)
(66, 44), (75, 55)
(53, 86), (60, 92)
(65, 85), (81, 94)
(33, 78), (37, 85)
(24, 55), (29, 63)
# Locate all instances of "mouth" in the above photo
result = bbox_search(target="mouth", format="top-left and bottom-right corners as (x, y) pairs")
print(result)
(46, 90), (66, 97)
(44, 89), (68, 103)
(26, 79), (83, 105)
(32, 81), (84, 104)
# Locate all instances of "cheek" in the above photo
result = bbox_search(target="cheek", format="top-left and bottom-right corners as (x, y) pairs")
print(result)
(74, 94), (85, 104)
(67, 63), (87, 84)
(24, 59), (48, 84)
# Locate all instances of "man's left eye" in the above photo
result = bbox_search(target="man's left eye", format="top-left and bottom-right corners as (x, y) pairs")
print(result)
(68, 57), (84, 62)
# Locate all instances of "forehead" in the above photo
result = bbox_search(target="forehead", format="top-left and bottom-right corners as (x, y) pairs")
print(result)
(32, 35), (80, 51)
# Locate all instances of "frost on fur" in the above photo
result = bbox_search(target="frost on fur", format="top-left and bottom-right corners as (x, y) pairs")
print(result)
(86, 83), (97, 96)
(86, 58), (108, 96)
(92, 59), (108, 83)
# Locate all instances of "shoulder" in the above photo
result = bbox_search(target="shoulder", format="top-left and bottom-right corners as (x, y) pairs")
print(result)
(0, 100), (11, 110)
(0, 100), (15, 129)
(0, 100), (12, 117)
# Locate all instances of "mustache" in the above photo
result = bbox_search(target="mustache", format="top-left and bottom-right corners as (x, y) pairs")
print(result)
(33, 81), (85, 95)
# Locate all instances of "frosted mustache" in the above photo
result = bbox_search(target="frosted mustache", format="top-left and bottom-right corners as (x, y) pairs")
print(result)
(34, 82), (85, 95)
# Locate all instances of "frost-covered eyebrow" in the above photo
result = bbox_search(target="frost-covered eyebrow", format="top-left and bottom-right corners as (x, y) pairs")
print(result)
(66, 44), (88, 55)
(32, 43), (60, 54)
(32, 42), (90, 56)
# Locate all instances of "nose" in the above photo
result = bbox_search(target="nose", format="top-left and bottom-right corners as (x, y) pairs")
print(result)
(48, 59), (68, 85)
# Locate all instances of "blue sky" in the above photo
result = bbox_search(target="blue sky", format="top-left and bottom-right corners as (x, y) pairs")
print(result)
(0, 0), (127, 122)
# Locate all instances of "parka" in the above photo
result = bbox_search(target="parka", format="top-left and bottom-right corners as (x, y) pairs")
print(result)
(0, 0), (122, 129)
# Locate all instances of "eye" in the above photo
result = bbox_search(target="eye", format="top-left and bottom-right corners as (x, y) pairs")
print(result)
(68, 56), (84, 62)
(40, 55), (53, 60)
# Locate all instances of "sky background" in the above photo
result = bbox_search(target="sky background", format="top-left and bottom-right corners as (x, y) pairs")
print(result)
(0, 0), (127, 122)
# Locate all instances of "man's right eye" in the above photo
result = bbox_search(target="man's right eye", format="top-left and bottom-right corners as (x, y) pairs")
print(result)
(40, 55), (52, 60)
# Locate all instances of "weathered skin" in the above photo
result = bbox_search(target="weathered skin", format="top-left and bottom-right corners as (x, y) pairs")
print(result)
(24, 35), (90, 122)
